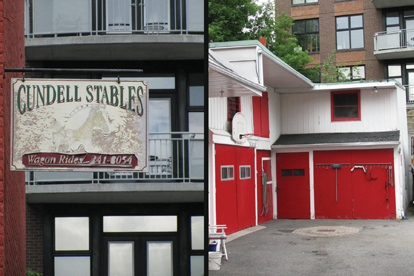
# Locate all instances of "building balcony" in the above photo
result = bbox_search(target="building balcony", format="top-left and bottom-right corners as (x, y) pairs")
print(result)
(24, 0), (204, 61)
(374, 29), (414, 60)
(371, 0), (413, 9)
(26, 132), (204, 204)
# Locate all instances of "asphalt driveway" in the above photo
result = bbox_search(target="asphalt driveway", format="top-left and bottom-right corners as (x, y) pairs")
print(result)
(209, 204), (414, 276)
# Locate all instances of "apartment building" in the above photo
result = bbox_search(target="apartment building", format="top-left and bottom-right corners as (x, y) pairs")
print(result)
(23, 0), (205, 275)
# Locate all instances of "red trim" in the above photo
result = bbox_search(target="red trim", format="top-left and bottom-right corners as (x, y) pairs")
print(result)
(331, 90), (361, 122)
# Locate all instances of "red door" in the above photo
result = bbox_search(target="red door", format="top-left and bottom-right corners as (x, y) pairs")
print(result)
(215, 145), (238, 234)
(257, 150), (273, 224)
(236, 147), (256, 230)
(276, 152), (310, 219)
(215, 144), (256, 234)
(314, 149), (395, 219)
(351, 149), (395, 219)
(314, 151), (353, 219)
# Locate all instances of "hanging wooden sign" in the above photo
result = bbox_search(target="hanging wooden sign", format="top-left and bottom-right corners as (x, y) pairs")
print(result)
(11, 78), (148, 171)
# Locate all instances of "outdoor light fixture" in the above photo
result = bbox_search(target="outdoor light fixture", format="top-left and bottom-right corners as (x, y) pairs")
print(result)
(372, 86), (378, 93)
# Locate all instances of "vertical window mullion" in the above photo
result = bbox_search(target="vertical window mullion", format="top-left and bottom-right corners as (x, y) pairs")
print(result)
(348, 16), (352, 48)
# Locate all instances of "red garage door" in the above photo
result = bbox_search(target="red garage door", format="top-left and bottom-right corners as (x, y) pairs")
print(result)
(314, 149), (395, 219)
(276, 152), (310, 219)
(215, 144), (256, 234)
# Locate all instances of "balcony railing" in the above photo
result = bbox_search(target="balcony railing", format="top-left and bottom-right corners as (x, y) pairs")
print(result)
(374, 28), (414, 52)
(25, 132), (204, 185)
(405, 85), (414, 104)
(24, 0), (203, 38)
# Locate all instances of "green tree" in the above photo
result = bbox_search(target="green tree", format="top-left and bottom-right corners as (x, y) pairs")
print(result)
(209, 0), (317, 80)
(208, 0), (258, 42)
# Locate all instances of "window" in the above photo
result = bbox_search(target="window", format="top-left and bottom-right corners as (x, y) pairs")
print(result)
(227, 97), (240, 121)
(221, 166), (234, 180)
(336, 15), (364, 50)
(54, 217), (91, 276)
(240, 166), (251, 179)
(188, 73), (204, 179)
(338, 65), (365, 81)
(281, 169), (305, 176)
(387, 64), (402, 84)
(293, 19), (319, 52)
(45, 205), (202, 275)
(386, 12), (400, 32)
(190, 216), (204, 276)
(331, 90), (361, 121)
(292, 0), (318, 5)
(103, 216), (177, 232)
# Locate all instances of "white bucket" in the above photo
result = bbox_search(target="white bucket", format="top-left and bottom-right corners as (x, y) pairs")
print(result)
(208, 252), (222, 270)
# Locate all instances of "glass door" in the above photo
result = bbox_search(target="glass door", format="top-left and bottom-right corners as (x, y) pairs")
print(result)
(108, 241), (134, 276)
(107, 0), (132, 32)
(104, 237), (177, 276)
(406, 18), (414, 47)
(404, 11), (414, 47)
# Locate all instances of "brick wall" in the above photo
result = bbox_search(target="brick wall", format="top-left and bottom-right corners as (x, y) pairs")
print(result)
(2, 0), (26, 275)
(26, 204), (43, 274)
(319, 0), (336, 72)
(0, 2), (5, 273)
(362, 0), (383, 81)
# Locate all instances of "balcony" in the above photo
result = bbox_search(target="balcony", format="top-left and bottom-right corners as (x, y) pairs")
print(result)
(26, 132), (204, 204)
(24, 0), (204, 61)
(371, 0), (413, 9)
(374, 29), (414, 60)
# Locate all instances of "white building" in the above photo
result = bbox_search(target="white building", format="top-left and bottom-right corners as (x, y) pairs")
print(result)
(209, 40), (411, 234)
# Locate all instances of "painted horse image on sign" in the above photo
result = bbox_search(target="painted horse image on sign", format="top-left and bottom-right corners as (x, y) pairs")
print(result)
(11, 79), (148, 171)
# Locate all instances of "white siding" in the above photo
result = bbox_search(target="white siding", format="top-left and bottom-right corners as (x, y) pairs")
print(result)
(281, 88), (399, 134)
(209, 97), (228, 131)
(209, 96), (254, 134)
(268, 90), (281, 143)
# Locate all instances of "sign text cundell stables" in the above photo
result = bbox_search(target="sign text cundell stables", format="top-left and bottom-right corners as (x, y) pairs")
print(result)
(11, 79), (148, 171)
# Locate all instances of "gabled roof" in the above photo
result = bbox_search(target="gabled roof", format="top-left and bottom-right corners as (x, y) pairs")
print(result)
(209, 49), (266, 97)
(209, 40), (314, 93)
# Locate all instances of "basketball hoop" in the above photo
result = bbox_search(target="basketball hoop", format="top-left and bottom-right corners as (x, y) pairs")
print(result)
(232, 113), (248, 143)
(241, 134), (259, 148)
